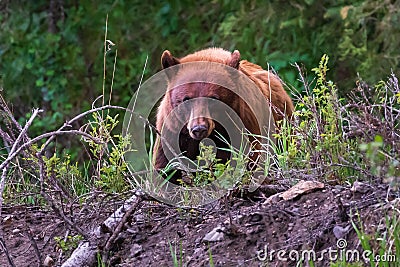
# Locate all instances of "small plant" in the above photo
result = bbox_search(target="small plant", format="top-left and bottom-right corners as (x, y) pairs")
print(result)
(54, 234), (83, 256)
(350, 209), (400, 267)
(97, 251), (107, 267)
(273, 55), (355, 182)
(359, 135), (385, 178)
(85, 113), (132, 193)
(208, 245), (214, 267)
(272, 55), (400, 188)
(44, 153), (87, 196)
(192, 143), (226, 186)
(169, 239), (184, 267)
(192, 139), (252, 189)
(344, 73), (400, 184)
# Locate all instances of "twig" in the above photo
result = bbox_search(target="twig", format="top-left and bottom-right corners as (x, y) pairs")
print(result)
(39, 104), (127, 153)
(36, 153), (90, 240)
(102, 193), (142, 261)
(0, 236), (16, 267)
(0, 129), (101, 172)
(57, 230), (70, 265)
(61, 192), (144, 267)
(0, 108), (41, 217)
(25, 223), (42, 265)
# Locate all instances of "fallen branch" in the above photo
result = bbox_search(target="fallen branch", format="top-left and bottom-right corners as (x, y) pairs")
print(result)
(61, 191), (144, 267)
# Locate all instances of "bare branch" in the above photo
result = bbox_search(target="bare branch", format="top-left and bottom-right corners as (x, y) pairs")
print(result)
(0, 108), (42, 216)
(25, 223), (42, 265)
(40, 104), (127, 153)
(36, 152), (90, 240)
(102, 193), (142, 262)
(0, 130), (102, 172)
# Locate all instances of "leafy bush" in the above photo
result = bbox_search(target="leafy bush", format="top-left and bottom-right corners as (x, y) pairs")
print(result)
(273, 55), (400, 185)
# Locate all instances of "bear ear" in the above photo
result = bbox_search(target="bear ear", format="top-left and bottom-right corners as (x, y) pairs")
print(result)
(161, 50), (180, 69)
(229, 50), (241, 69)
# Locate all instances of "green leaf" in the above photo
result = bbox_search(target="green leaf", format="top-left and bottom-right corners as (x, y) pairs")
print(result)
(35, 78), (44, 87)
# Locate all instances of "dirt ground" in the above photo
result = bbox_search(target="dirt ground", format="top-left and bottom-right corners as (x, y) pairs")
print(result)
(0, 182), (398, 267)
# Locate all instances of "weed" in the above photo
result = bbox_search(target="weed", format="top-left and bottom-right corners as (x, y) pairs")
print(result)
(54, 234), (83, 256)
(169, 239), (184, 267)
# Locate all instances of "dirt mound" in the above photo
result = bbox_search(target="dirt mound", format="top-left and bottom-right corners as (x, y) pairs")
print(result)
(0, 183), (397, 266)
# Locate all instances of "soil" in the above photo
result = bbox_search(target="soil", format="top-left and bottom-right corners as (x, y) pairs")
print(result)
(0, 182), (398, 267)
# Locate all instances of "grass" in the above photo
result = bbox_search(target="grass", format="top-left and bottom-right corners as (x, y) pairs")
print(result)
(349, 208), (400, 266)
(169, 239), (184, 267)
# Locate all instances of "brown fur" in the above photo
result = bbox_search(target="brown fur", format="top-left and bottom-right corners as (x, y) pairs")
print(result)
(154, 48), (294, 183)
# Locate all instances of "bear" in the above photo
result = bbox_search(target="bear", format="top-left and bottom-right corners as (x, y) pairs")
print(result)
(153, 47), (294, 184)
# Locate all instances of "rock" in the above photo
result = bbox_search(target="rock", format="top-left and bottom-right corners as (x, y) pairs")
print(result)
(130, 243), (142, 256)
(203, 226), (225, 242)
(262, 193), (281, 206)
(280, 180), (325, 201)
(351, 181), (372, 193)
(43, 255), (54, 266)
(333, 225), (351, 239)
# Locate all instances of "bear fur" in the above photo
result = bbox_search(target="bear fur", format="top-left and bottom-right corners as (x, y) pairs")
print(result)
(153, 48), (294, 184)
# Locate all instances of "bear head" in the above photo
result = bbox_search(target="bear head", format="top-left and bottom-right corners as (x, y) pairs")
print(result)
(159, 48), (242, 141)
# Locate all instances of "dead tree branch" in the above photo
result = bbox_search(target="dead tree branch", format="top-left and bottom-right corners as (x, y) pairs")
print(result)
(61, 191), (144, 267)
(0, 108), (42, 216)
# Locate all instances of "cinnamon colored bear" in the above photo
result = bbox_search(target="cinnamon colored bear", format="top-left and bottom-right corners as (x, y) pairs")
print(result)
(153, 48), (294, 184)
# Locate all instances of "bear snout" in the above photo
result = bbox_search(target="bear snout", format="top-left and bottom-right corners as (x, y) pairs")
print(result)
(190, 124), (209, 140)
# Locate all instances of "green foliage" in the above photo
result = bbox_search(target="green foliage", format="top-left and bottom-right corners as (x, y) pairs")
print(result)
(337, 1), (400, 84)
(86, 113), (132, 193)
(359, 135), (385, 178)
(351, 216), (375, 265)
(191, 142), (251, 188)
(95, 134), (131, 192)
(1, 2), (86, 133)
(87, 113), (120, 156)
(54, 234), (83, 255)
(275, 55), (354, 181)
(192, 143), (226, 186)
(348, 74), (400, 184)
(169, 239), (184, 267)
(274, 55), (399, 184)
(97, 252), (106, 267)
(208, 245), (215, 267)
(44, 153), (87, 195)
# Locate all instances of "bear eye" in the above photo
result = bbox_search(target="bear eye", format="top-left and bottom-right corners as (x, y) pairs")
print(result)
(182, 96), (190, 102)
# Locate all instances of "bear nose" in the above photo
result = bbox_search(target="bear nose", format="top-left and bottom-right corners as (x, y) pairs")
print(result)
(191, 125), (208, 140)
